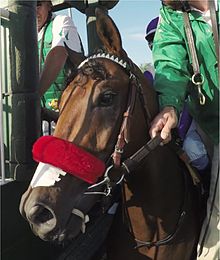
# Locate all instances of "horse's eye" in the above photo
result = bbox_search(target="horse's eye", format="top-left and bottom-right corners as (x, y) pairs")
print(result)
(99, 91), (116, 107)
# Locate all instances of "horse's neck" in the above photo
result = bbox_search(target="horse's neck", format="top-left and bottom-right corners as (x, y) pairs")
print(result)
(121, 149), (184, 259)
(124, 144), (185, 232)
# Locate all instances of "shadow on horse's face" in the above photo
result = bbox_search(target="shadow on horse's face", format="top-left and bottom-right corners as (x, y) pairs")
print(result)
(19, 57), (133, 242)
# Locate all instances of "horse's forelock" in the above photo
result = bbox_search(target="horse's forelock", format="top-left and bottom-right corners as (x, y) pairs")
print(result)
(80, 59), (109, 81)
(65, 59), (108, 91)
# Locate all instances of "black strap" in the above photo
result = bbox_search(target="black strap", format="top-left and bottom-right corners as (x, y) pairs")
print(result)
(122, 135), (162, 174)
(122, 136), (190, 249)
(134, 211), (186, 248)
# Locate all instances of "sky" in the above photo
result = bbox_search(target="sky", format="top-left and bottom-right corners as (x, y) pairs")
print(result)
(62, 0), (161, 66)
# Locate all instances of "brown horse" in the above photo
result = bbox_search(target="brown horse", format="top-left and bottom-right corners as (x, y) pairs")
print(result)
(20, 8), (201, 260)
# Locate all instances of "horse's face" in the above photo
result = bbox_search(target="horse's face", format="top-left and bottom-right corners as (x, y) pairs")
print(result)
(19, 18), (132, 243)
(19, 9), (157, 243)
(55, 58), (130, 157)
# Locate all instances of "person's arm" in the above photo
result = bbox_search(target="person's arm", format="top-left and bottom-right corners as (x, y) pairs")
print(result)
(39, 15), (83, 97)
(39, 46), (67, 96)
(149, 6), (191, 141)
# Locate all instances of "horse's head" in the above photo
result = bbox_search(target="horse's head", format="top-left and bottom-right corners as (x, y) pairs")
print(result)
(19, 8), (158, 243)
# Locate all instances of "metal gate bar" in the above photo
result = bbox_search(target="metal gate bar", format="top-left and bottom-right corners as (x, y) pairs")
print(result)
(0, 8), (10, 184)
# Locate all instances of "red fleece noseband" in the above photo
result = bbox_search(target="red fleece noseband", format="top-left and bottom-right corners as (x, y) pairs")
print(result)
(32, 136), (105, 184)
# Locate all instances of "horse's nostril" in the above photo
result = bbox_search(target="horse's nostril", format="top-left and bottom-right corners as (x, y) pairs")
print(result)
(28, 205), (54, 225)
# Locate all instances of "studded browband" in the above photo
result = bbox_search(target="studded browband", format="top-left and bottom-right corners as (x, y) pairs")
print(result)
(78, 52), (130, 71)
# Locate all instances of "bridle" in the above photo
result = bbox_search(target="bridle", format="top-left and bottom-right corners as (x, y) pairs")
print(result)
(78, 51), (155, 194)
(79, 50), (153, 165)
(74, 51), (188, 248)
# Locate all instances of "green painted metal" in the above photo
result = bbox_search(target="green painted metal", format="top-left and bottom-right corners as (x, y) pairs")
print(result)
(5, 1), (41, 181)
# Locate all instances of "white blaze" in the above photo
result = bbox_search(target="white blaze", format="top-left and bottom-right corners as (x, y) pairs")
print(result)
(31, 162), (67, 188)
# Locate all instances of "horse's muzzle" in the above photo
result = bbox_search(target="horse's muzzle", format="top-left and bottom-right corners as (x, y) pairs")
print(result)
(26, 203), (58, 240)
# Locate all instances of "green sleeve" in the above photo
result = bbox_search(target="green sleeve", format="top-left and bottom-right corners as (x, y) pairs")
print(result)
(152, 7), (192, 115)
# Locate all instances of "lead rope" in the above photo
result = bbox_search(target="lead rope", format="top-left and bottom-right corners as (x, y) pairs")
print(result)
(121, 138), (189, 249)
(182, 2), (206, 105)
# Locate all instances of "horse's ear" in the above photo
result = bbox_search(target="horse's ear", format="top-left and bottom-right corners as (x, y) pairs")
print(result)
(95, 8), (125, 57)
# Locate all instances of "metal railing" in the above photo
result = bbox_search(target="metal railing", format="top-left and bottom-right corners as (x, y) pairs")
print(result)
(0, 8), (12, 184)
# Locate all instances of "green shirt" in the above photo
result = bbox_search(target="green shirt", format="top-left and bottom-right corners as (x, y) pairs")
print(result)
(38, 19), (67, 111)
(153, 5), (219, 144)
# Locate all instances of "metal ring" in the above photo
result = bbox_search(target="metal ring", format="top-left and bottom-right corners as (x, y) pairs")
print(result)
(191, 73), (204, 85)
(115, 146), (124, 154)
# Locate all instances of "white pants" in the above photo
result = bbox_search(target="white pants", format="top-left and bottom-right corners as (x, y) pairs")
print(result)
(197, 144), (219, 260)
(42, 120), (56, 136)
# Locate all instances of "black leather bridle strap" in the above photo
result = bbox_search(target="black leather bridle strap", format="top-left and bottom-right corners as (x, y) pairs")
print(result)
(122, 135), (162, 174)
(105, 135), (162, 186)
(134, 211), (186, 249)
(121, 135), (189, 249)
(133, 167), (189, 249)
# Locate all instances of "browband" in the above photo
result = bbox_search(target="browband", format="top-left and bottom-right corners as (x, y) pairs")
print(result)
(78, 52), (129, 71)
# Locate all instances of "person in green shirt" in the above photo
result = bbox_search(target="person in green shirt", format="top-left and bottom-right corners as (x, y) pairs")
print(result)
(145, 16), (210, 172)
(149, 1), (219, 259)
(37, 0), (84, 134)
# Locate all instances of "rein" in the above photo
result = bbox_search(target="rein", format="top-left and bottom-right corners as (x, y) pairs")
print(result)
(126, 160), (189, 249)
